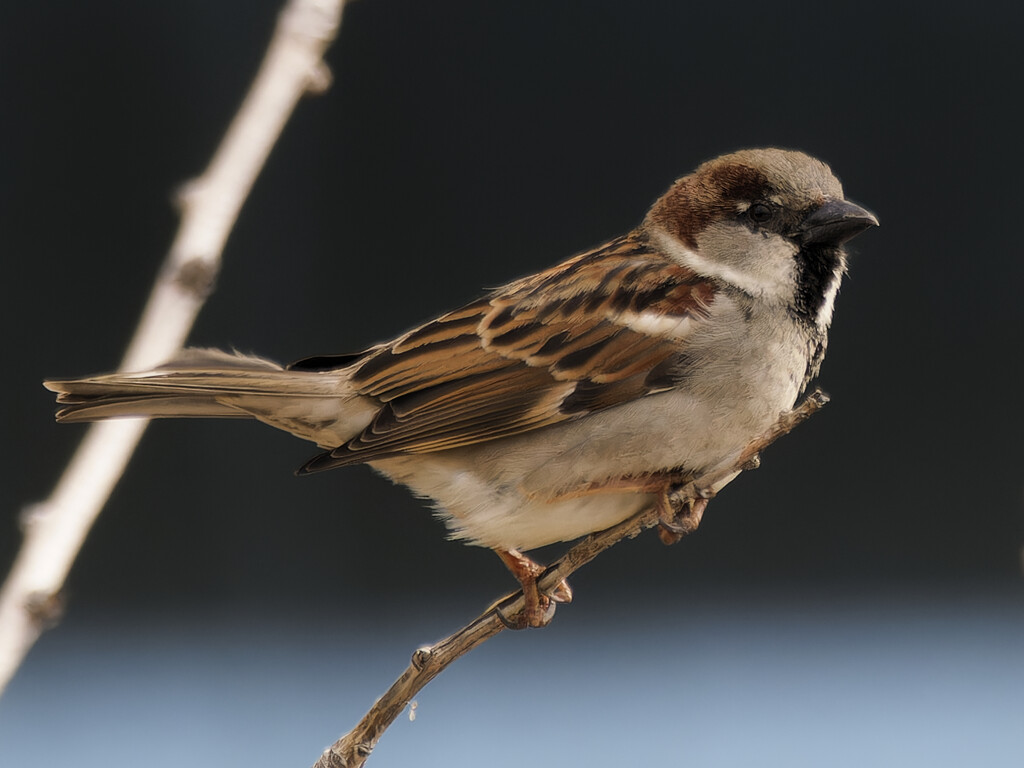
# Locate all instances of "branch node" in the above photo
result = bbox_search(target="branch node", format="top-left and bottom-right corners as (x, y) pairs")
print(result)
(306, 61), (333, 94)
(25, 589), (64, 629)
(315, 745), (347, 768)
(172, 179), (202, 213)
(808, 388), (830, 407)
(174, 257), (220, 299)
(411, 646), (433, 671)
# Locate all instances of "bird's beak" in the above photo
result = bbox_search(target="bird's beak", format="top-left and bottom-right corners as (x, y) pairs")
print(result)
(799, 198), (879, 246)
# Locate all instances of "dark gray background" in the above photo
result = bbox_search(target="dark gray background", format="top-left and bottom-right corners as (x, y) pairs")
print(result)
(2, 2), (1023, 766)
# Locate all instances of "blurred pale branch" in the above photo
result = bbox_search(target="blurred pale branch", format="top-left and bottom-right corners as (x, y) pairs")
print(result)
(314, 391), (829, 768)
(0, 0), (347, 697)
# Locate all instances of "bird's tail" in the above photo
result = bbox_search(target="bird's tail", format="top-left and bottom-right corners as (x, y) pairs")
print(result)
(45, 348), (364, 447)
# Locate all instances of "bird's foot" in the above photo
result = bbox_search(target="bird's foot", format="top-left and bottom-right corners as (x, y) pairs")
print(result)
(656, 484), (710, 545)
(494, 548), (572, 629)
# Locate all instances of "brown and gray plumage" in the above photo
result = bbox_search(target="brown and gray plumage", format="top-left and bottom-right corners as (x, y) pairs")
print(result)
(47, 149), (876, 618)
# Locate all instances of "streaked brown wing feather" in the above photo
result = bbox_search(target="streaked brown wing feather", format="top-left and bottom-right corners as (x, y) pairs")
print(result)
(299, 233), (715, 472)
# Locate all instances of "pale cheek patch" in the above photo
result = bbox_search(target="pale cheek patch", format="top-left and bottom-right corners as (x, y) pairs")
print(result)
(653, 228), (796, 303)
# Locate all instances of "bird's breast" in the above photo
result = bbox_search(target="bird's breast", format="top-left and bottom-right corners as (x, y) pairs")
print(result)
(370, 296), (817, 549)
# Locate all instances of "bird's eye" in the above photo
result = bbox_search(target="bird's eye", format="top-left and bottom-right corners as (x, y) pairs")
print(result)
(748, 203), (773, 224)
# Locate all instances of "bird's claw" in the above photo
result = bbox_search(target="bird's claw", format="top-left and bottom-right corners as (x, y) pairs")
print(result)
(656, 485), (710, 545)
(493, 548), (572, 628)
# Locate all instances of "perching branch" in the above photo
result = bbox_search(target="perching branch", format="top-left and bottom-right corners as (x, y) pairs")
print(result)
(313, 390), (830, 768)
(0, 0), (347, 697)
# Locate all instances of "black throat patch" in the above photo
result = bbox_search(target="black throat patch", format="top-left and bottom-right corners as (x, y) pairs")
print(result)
(791, 244), (846, 327)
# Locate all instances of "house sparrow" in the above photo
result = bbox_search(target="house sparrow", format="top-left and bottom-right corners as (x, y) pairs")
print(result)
(46, 148), (876, 625)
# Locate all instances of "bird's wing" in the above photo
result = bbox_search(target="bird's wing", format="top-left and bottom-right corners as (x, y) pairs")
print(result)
(296, 233), (716, 473)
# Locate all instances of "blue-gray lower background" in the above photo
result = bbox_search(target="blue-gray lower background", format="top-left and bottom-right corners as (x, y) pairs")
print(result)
(4, 586), (1022, 767)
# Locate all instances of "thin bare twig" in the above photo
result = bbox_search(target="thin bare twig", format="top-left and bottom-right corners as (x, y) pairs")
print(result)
(0, 0), (347, 697)
(313, 390), (830, 768)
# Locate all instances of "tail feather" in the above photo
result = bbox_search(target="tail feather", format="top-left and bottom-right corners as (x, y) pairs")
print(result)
(51, 395), (250, 423)
(44, 348), (370, 448)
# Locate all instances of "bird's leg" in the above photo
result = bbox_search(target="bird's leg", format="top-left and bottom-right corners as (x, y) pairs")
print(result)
(656, 483), (711, 545)
(494, 548), (573, 629)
